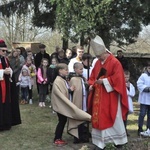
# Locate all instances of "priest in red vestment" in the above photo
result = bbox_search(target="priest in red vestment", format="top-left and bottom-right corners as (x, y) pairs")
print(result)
(88, 35), (128, 150)
(0, 40), (21, 131)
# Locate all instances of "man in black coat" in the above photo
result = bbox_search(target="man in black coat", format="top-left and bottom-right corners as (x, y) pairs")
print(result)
(116, 50), (129, 70)
(34, 44), (50, 94)
(34, 44), (50, 70)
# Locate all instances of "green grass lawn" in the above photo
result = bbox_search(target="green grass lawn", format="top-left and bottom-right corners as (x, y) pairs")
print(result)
(0, 99), (150, 150)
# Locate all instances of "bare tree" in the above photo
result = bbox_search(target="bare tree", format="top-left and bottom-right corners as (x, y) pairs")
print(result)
(0, 0), (51, 48)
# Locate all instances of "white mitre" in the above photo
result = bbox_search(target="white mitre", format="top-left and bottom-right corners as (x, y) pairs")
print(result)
(90, 35), (106, 56)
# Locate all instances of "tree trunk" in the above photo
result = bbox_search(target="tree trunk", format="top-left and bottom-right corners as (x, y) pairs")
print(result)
(80, 32), (84, 46)
(62, 38), (68, 51)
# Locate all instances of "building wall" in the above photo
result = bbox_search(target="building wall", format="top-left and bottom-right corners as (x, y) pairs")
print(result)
(12, 42), (41, 53)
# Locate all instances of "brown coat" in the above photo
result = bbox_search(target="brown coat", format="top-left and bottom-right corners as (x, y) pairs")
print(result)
(51, 76), (91, 138)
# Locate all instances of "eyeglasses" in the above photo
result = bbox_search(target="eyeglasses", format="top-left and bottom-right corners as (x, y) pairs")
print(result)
(0, 49), (7, 52)
(2, 50), (7, 52)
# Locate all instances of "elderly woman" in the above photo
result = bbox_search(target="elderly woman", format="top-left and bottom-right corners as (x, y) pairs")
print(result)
(8, 49), (21, 83)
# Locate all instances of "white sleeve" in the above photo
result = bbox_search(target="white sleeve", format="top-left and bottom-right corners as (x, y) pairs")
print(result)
(128, 83), (135, 97)
(0, 70), (4, 80)
(9, 67), (13, 77)
(103, 78), (114, 93)
(68, 59), (74, 73)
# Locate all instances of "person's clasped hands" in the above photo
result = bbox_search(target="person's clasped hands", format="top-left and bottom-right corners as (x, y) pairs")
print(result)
(70, 85), (76, 91)
(4, 67), (11, 75)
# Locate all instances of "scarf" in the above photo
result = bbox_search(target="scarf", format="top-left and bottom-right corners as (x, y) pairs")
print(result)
(42, 66), (47, 79)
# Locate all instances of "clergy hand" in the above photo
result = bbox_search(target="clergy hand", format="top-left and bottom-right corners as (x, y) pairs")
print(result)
(95, 79), (103, 85)
(4, 68), (11, 75)
(89, 85), (93, 91)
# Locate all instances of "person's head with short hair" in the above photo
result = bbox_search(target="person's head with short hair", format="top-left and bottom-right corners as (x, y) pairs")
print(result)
(16, 47), (21, 55)
(117, 50), (122, 53)
(72, 46), (77, 53)
(27, 50), (33, 56)
(72, 46), (77, 56)
(117, 50), (123, 58)
(39, 44), (46, 54)
(73, 62), (83, 76)
(56, 63), (68, 77)
(146, 61), (150, 73)
(51, 57), (58, 65)
(58, 49), (65, 59)
(76, 45), (84, 60)
(22, 68), (29, 76)
(39, 44), (46, 49)
(65, 48), (72, 59)
(41, 58), (49, 67)
(16, 47), (26, 56)
(26, 50), (34, 63)
(26, 56), (32, 65)
(82, 53), (93, 67)
(124, 70), (130, 83)
(55, 46), (60, 53)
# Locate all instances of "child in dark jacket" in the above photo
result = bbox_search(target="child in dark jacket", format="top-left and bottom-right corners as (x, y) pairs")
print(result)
(49, 57), (58, 92)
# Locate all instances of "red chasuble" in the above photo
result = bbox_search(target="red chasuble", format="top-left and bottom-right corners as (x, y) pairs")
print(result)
(88, 54), (128, 130)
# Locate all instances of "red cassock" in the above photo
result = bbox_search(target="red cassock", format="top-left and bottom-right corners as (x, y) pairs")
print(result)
(88, 54), (128, 130)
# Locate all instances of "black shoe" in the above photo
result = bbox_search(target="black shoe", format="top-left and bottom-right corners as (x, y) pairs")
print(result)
(94, 146), (105, 150)
(73, 137), (81, 144)
(126, 132), (130, 137)
(0, 126), (11, 131)
(138, 128), (143, 136)
(81, 138), (89, 143)
(88, 132), (92, 138)
(114, 144), (123, 149)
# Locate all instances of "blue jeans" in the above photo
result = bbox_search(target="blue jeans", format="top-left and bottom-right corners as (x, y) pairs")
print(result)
(21, 87), (29, 101)
(138, 104), (150, 129)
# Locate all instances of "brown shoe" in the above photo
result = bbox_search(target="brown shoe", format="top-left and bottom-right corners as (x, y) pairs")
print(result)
(20, 100), (25, 104)
(25, 101), (28, 104)
(20, 100), (23, 104)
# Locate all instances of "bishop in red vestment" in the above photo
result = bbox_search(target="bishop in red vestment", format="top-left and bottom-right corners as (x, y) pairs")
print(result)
(88, 35), (128, 149)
